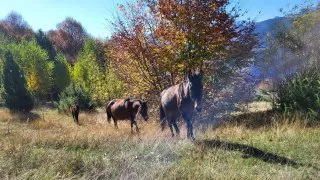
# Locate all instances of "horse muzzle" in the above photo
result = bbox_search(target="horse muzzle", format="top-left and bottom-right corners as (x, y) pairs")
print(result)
(195, 101), (202, 112)
(196, 106), (202, 112)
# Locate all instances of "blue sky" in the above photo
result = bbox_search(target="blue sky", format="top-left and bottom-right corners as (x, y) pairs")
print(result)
(0, 0), (313, 38)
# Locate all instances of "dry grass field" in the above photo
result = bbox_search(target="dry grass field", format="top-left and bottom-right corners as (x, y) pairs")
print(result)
(0, 105), (319, 179)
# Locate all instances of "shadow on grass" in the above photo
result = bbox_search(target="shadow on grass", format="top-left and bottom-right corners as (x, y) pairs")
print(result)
(195, 139), (299, 167)
(13, 111), (41, 122)
(225, 110), (275, 129)
(195, 110), (276, 132)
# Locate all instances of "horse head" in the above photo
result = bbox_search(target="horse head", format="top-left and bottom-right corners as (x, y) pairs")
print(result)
(139, 100), (149, 121)
(188, 69), (203, 112)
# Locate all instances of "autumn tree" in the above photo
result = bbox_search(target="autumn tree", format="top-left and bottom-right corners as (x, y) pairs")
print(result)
(109, 0), (256, 97)
(0, 11), (33, 41)
(49, 17), (87, 63)
(109, 1), (176, 96)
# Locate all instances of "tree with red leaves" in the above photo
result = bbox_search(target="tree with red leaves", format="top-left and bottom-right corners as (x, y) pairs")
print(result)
(0, 11), (33, 41)
(49, 17), (87, 64)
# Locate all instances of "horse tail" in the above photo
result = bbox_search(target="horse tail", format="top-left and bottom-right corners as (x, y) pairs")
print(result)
(160, 105), (166, 131)
(106, 101), (113, 123)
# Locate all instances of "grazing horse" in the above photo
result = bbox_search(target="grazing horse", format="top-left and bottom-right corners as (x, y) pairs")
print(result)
(160, 69), (203, 140)
(70, 104), (80, 125)
(106, 98), (149, 133)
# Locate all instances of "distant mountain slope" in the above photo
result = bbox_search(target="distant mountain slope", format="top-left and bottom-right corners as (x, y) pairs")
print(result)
(255, 16), (291, 47)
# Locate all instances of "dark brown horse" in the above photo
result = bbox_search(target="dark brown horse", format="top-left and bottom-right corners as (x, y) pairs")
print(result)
(106, 98), (149, 133)
(160, 69), (203, 140)
(70, 104), (80, 125)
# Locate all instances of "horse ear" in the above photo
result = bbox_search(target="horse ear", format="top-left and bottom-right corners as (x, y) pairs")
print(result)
(188, 69), (194, 80)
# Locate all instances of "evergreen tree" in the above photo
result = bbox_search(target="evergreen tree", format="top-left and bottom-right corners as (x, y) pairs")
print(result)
(35, 29), (57, 61)
(52, 53), (70, 99)
(3, 51), (33, 112)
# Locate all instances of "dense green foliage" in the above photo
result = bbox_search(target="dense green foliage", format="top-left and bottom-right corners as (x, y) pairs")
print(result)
(52, 53), (70, 99)
(0, 12), (125, 108)
(5, 39), (54, 99)
(55, 83), (95, 112)
(71, 38), (124, 104)
(2, 51), (33, 112)
(274, 68), (320, 119)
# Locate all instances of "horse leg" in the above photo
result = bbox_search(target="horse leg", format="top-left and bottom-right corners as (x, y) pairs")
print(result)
(130, 120), (134, 133)
(182, 113), (195, 141)
(75, 112), (79, 125)
(161, 118), (166, 131)
(160, 105), (166, 131)
(106, 108), (112, 123)
(74, 109), (80, 125)
(133, 120), (139, 133)
(172, 120), (180, 136)
(168, 117), (175, 137)
(113, 119), (118, 129)
(72, 113), (76, 123)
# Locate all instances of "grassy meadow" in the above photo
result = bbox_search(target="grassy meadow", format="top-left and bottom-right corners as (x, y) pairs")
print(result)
(0, 106), (319, 179)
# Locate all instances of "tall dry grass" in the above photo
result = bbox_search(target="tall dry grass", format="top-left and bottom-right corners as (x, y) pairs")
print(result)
(0, 107), (195, 179)
(0, 105), (319, 179)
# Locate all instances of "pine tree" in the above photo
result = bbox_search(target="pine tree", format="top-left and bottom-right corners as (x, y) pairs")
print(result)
(3, 51), (33, 112)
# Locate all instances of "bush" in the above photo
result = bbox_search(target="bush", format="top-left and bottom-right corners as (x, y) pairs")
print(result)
(55, 83), (95, 112)
(274, 68), (320, 120)
(2, 51), (34, 112)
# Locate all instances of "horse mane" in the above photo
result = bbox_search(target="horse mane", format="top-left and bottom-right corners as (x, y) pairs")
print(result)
(137, 99), (142, 105)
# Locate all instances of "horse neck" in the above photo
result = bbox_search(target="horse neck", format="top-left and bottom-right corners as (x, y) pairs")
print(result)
(179, 81), (192, 100)
(132, 100), (141, 111)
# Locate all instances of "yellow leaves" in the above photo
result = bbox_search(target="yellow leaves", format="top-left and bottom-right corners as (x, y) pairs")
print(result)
(110, 0), (256, 96)
(26, 70), (40, 94)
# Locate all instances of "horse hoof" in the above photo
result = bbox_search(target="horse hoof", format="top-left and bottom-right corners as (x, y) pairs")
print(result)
(190, 137), (195, 142)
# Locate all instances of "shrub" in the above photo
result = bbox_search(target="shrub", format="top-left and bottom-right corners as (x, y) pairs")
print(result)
(2, 51), (34, 112)
(274, 68), (320, 120)
(55, 83), (95, 112)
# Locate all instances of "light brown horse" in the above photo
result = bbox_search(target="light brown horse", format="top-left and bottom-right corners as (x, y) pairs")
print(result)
(160, 69), (203, 140)
(106, 98), (149, 133)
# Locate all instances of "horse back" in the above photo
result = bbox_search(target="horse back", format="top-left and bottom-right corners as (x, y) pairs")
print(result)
(161, 82), (194, 115)
(160, 84), (181, 113)
(108, 98), (135, 120)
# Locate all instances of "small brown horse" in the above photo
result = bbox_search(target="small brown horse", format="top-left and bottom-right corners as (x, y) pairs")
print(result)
(160, 69), (203, 140)
(70, 104), (80, 125)
(106, 98), (149, 133)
